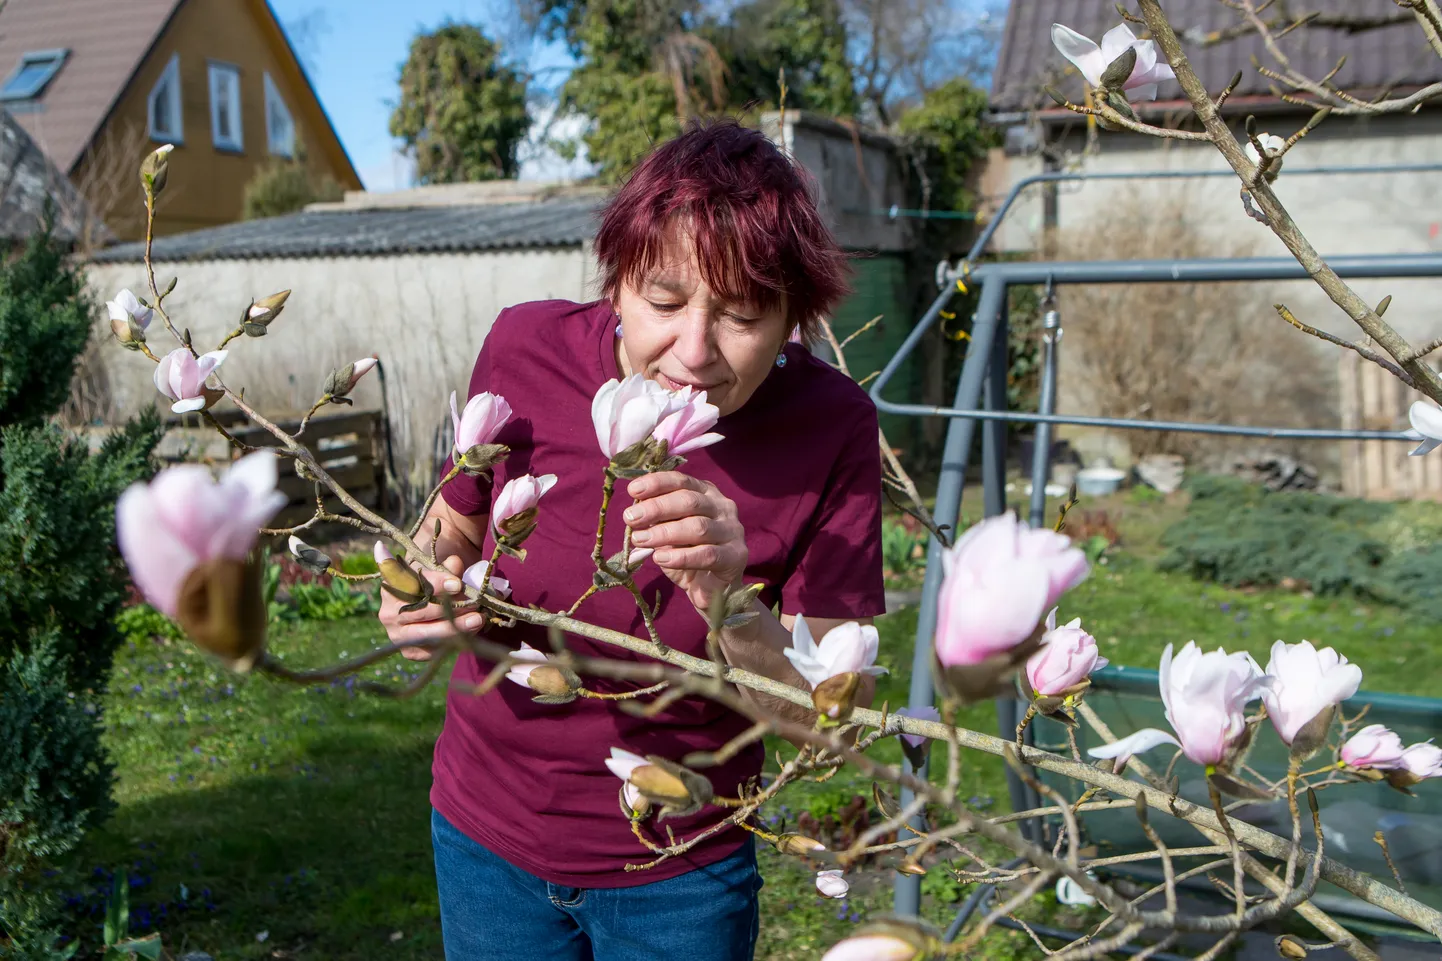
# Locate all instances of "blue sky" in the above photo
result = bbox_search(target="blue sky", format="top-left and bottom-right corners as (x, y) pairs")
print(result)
(268, 0), (579, 190)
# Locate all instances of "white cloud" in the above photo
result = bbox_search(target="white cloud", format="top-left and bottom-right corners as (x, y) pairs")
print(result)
(518, 102), (596, 182)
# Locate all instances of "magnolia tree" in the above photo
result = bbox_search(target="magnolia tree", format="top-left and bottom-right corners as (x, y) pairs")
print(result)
(110, 24), (1442, 950)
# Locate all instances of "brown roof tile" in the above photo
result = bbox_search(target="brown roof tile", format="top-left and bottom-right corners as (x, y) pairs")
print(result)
(0, 0), (181, 172)
(990, 0), (1442, 113)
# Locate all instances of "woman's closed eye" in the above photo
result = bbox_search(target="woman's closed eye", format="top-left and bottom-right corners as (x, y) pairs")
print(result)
(648, 300), (684, 314)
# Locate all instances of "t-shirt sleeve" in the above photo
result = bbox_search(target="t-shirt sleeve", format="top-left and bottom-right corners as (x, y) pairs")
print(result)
(779, 405), (886, 619)
(439, 311), (507, 517)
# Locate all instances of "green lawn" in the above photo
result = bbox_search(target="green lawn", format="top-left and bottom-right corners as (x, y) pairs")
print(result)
(59, 488), (1440, 958)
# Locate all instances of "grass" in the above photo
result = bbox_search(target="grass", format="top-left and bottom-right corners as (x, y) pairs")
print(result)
(60, 485), (1442, 958)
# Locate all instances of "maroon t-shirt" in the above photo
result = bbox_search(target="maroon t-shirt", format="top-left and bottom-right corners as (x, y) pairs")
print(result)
(430, 299), (885, 887)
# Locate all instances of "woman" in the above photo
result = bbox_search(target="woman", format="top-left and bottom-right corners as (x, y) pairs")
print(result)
(380, 118), (884, 960)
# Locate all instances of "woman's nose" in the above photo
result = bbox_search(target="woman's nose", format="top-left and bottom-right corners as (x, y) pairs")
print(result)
(671, 308), (716, 369)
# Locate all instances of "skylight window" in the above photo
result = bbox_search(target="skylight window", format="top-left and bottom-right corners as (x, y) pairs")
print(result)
(0, 49), (67, 101)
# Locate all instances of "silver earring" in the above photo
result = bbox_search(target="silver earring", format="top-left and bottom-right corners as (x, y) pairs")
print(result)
(775, 351), (788, 368)
(615, 320), (623, 337)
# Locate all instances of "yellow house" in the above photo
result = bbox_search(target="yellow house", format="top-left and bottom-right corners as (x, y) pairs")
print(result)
(0, 0), (362, 242)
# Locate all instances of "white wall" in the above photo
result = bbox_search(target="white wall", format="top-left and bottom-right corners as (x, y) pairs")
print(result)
(86, 247), (596, 494)
(988, 113), (1442, 349)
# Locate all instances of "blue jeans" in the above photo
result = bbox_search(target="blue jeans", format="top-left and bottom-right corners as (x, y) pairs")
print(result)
(431, 808), (762, 960)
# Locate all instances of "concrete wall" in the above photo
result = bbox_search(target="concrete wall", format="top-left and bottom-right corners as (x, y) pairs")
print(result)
(981, 113), (1442, 475)
(987, 113), (1442, 347)
(85, 246), (596, 495)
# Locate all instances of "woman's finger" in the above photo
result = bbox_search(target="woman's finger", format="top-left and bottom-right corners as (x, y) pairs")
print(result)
(632, 515), (719, 549)
(652, 542), (745, 572)
(623, 488), (716, 529)
(385, 613), (483, 643)
(625, 471), (706, 500)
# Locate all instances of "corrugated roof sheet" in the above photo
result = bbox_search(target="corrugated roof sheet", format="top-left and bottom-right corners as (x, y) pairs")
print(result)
(88, 197), (602, 262)
(0, 0), (182, 173)
(990, 0), (1442, 113)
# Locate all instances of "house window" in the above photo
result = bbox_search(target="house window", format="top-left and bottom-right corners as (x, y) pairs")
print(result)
(208, 62), (242, 151)
(263, 73), (294, 157)
(0, 48), (68, 101)
(147, 54), (182, 142)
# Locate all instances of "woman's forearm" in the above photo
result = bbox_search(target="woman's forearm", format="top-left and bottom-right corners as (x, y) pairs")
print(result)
(712, 601), (877, 739)
(414, 499), (489, 571)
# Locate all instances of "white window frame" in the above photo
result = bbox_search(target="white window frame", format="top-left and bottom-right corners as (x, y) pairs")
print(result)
(207, 61), (243, 152)
(147, 53), (183, 143)
(262, 72), (294, 157)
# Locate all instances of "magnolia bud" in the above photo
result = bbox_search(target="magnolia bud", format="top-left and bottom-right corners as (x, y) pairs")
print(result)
(140, 144), (174, 197)
(812, 671), (862, 721)
(374, 542), (430, 611)
(243, 290), (292, 336)
(1276, 936), (1309, 960)
(111, 315), (147, 349)
(896, 861), (928, 876)
(288, 536), (331, 576)
(174, 555), (267, 672)
(1099, 46), (1136, 90)
(774, 833), (826, 857)
(629, 765), (692, 807)
(526, 664), (577, 699)
(322, 356), (378, 401)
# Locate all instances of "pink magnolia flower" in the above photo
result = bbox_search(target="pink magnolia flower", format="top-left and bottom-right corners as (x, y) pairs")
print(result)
(502, 642), (549, 689)
(492, 473), (558, 535)
(1407, 401), (1442, 457)
(1026, 609), (1108, 697)
(1401, 743), (1442, 780)
(896, 705), (941, 749)
(1261, 640), (1362, 745)
(450, 390), (513, 455)
(1089, 642), (1268, 768)
(783, 617), (887, 688)
(934, 513), (1089, 667)
(815, 870), (849, 899)
(461, 559), (511, 599)
(1051, 23), (1176, 101)
(651, 385), (723, 455)
(116, 450), (287, 617)
(592, 374), (675, 459)
(154, 347), (227, 413)
(821, 935), (918, 961)
(1341, 724), (1406, 770)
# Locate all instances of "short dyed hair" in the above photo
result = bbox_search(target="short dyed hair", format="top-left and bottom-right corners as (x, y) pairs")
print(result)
(594, 118), (850, 342)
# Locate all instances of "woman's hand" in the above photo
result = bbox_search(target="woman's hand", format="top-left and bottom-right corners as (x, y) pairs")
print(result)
(379, 554), (485, 660)
(623, 472), (747, 612)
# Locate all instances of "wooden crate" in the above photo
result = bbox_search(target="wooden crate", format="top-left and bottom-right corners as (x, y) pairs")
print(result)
(163, 408), (389, 528)
(1338, 352), (1442, 501)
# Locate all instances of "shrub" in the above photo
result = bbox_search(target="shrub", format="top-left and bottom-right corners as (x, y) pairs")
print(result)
(0, 225), (160, 957)
(242, 158), (343, 220)
(1161, 476), (1390, 595)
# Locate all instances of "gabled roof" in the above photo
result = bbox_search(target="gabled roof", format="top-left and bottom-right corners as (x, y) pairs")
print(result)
(0, 106), (104, 243)
(87, 197), (602, 263)
(0, 0), (182, 173)
(990, 0), (1442, 114)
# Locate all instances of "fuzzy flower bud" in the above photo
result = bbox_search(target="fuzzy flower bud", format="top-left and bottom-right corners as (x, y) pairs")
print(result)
(140, 143), (174, 197)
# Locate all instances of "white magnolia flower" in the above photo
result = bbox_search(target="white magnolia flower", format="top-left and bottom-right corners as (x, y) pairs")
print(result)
(783, 616), (887, 688)
(1051, 22), (1175, 102)
(1406, 401), (1442, 457)
(815, 869), (849, 899)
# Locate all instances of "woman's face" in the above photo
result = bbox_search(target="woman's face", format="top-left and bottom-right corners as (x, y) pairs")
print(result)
(613, 234), (789, 418)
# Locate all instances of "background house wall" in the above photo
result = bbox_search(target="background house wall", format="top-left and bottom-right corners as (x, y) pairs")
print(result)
(72, 0), (360, 240)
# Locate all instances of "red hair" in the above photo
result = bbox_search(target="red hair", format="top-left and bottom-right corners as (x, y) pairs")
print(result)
(594, 118), (850, 341)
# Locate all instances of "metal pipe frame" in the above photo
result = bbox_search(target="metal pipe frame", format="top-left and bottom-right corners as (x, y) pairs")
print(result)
(883, 168), (1442, 920)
